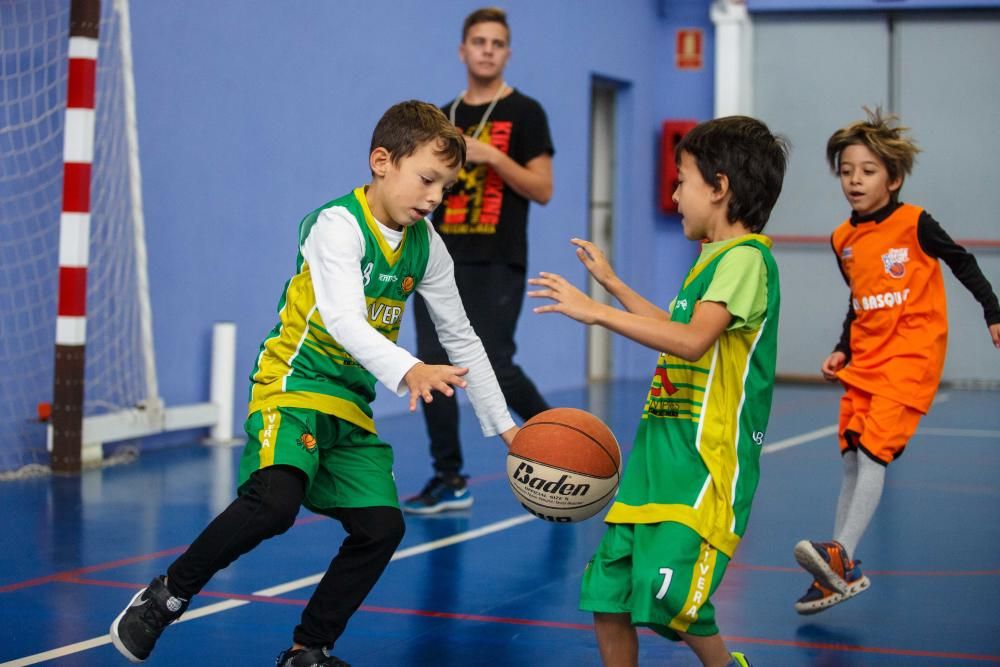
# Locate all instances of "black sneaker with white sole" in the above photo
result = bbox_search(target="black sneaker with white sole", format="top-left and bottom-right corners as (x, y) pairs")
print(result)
(275, 646), (351, 666)
(401, 472), (473, 514)
(109, 575), (188, 663)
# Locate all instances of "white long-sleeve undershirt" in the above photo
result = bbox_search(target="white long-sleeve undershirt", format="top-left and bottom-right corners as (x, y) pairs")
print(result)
(301, 206), (514, 437)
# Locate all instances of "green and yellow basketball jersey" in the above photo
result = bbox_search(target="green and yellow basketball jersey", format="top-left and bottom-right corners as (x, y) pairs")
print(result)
(248, 187), (429, 433)
(605, 235), (780, 557)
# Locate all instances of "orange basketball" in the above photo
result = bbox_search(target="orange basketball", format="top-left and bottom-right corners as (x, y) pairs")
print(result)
(507, 407), (621, 523)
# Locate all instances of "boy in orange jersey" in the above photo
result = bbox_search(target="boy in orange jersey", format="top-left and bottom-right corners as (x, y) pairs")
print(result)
(793, 108), (1000, 615)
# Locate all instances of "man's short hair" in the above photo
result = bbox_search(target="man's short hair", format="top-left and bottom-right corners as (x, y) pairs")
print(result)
(370, 100), (465, 169)
(676, 116), (789, 233)
(462, 7), (509, 42)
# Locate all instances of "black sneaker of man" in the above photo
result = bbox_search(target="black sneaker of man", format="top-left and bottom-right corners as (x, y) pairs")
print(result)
(109, 575), (188, 663)
(401, 472), (473, 514)
(275, 645), (351, 667)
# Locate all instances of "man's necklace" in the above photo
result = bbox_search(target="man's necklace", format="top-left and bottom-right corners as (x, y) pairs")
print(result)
(448, 81), (509, 140)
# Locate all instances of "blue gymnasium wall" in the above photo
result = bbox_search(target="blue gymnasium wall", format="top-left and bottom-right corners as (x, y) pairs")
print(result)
(128, 0), (714, 440)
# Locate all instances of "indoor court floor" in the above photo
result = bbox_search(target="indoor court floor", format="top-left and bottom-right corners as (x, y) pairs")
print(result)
(1, 380), (998, 666)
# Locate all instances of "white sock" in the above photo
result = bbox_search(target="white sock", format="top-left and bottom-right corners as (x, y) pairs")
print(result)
(834, 450), (859, 538)
(834, 452), (886, 560)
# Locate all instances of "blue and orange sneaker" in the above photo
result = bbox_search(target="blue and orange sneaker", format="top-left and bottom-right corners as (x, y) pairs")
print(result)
(794, 579), (844, 615)
(794, 540), (870, 614)
(794, 540), (852, 592)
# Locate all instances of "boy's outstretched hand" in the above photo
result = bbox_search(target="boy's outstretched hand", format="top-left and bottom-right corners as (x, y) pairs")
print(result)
(528, 272), (599, 324)
(571, 237), (618, 288)
(820, 351), (847, 382)
(990, 322), (1000, 349)
(403, 362), (468, 412)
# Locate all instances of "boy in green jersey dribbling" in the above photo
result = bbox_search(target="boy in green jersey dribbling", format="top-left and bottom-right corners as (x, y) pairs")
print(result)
(110, 101), (519, 667)
(529, 116), (789, 667)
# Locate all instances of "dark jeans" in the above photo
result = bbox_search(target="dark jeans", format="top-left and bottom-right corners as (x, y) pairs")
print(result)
(166, 466), (404, 648)
(413, 262), (549, 475)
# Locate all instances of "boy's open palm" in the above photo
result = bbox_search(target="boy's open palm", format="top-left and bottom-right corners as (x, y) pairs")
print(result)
(404, 362), (469, 412)
(989, 322), (1000, 349)
(528, 272), (599, 324)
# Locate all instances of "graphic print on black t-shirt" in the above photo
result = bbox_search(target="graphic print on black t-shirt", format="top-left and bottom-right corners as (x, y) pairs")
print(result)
(441, 120), (512, 233)
(432, 89), (553, 268)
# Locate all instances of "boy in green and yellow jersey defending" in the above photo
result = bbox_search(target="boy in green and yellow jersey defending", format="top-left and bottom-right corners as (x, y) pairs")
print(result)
(530, 116), (789, 667)
(110, 101), (518, 667)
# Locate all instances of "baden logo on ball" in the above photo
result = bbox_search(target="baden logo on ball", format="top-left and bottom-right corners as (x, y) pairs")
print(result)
(506, 407), (621, 523)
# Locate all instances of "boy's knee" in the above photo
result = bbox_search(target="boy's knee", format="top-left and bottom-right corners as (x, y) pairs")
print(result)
(344, 507), (406, 552)
(241, 466), (305, 535)
(368, 507), (406, 549)
(258, 496), (300, 535)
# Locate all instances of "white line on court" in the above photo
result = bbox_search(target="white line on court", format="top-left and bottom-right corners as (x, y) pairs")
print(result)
(0, 515), (534, 666)
(760, 423), (1000, 458)
(762, 424), (839, 455)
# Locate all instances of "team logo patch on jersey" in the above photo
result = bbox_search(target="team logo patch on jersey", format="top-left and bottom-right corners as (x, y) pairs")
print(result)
(840, 245), (855, 271)
(881, 247), (909, 278)
(297, 432), (317, 453)
(400, 276), (415, 296)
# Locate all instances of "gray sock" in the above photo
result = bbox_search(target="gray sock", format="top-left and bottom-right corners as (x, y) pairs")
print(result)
(834, 450), (859, 538)
(834, 452), (886, 560)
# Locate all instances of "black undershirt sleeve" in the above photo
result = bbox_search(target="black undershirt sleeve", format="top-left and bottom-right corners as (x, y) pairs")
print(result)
(917, 212), (1000, 325)
(831, 235), (854, 358)
(834, 300), (856, 359)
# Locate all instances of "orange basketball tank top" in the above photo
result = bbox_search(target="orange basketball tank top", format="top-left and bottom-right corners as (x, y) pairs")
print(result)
(831, 204), (947, 413)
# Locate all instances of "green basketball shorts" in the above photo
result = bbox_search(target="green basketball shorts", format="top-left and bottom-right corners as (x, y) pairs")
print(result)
(579, 521), (731, 640)
(239, 406), (398, 516)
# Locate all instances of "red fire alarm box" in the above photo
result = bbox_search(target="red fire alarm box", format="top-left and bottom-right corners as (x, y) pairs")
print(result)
(659, 119), (698, 213)
(676, 29), (704, 70)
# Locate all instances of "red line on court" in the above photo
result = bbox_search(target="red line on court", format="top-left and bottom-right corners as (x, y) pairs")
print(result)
(0, 516), (326, 594)
(720, 634), (1000, 662)
(55, 576), (1000, 663)
(396, 470), (504, 496)
(466, 471), (507, 485)
(360, 604), (595, 631)
(729, 562), (1000, 577)
(5, 539), (997, 595)
(864, 568), (1000, 577)
(61, 577), (309, 606)
(0, 547), (188, 593)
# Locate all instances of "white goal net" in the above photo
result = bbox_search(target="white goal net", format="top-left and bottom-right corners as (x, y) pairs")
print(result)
(0, 0), (155, 476)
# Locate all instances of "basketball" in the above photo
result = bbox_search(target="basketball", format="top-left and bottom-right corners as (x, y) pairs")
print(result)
(506, 407), (621, 523)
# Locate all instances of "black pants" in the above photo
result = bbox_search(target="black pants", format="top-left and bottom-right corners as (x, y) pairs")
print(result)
(166, 466), (405, 648)
(414, 262), (549, 475)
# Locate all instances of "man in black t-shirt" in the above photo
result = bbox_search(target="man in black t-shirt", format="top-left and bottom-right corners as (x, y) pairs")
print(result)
(403, 7), (554, 514)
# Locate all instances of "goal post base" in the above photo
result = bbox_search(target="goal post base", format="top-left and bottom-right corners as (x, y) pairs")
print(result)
(202, 435), (245, 448)
(47, 401), (221, 465)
